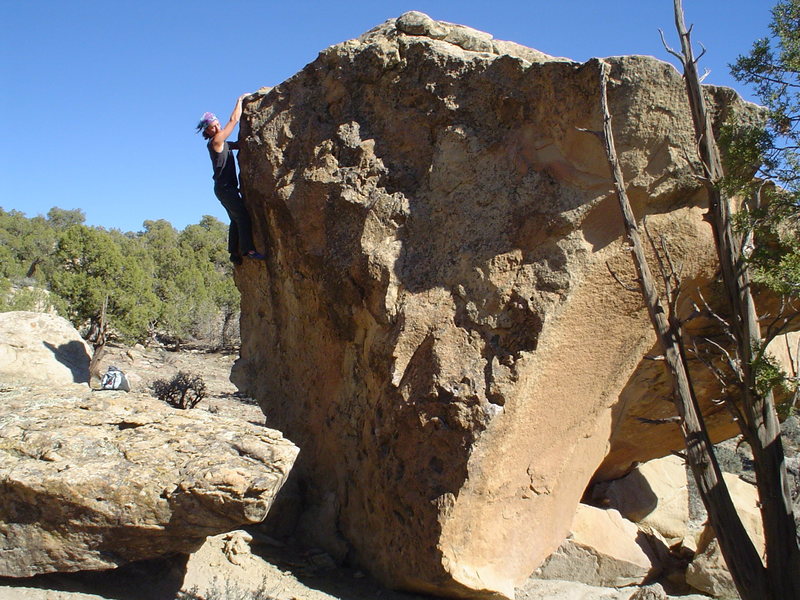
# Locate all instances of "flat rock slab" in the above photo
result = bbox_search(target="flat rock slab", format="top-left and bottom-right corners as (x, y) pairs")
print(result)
(0, 391), (298, 577)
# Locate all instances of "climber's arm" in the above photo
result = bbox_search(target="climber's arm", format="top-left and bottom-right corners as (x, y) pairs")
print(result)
(211, 94), (250, 152)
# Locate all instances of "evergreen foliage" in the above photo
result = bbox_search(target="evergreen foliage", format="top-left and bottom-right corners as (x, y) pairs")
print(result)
(726, 0), (800, 296)
(0, 208), (240, 346)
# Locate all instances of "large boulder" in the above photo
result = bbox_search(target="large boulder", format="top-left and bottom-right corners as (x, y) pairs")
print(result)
(0, 311), (92, 387)
(232, 11), (761, 598)
(0, 391), (298, 577)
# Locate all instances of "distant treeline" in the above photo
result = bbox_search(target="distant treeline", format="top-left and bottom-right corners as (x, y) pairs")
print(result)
(0, 207), (239, 348)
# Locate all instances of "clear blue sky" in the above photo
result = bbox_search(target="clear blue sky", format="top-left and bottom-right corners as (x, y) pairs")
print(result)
(1, 1), (773, 233)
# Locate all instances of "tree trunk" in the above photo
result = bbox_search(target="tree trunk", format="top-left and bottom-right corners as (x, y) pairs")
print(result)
(594, 58), (771, 600)
(220, 307), (235, 351)
(87, 295), (108, 387)
(671, 2), (800, 597)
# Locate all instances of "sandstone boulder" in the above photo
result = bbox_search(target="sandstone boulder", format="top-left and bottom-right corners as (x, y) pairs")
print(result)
(592, 455), (689, 544)
(533, 504), (658, 588)
(0, 390), (297, 577)
(0, 311), (91, 387)
(232, 12), (762, 598)
(685, 474), (764, 599)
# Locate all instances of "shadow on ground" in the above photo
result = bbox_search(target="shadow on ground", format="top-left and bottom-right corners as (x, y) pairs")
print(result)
(0, 556), (187, 600)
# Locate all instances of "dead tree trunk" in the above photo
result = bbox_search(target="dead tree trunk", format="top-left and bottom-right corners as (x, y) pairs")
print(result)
(87, 295), (108, 387)
(593, 58), (770, 600)
(668, 2), (800, 597)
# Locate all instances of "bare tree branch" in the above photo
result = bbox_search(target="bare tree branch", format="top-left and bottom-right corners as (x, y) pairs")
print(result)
(588, 49), (769, 596)
(575, 127), (604, 141)
(700, 335), (744, 384)
(690, 338), (733, 387)
(636, 415), (682, 425)
(695, 42), (707, 64)
(658, 28), (684, 62)
(672, 0), (800, 593)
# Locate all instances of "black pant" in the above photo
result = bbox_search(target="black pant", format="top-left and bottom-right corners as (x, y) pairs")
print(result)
(214, 184), (255, 256)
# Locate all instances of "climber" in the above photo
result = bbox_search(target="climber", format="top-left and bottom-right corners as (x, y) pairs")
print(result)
(197, 94), (265, 264)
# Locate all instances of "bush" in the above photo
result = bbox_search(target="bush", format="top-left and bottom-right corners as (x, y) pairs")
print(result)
(177, 576), (277, 600)
(152, 371), (207, 409)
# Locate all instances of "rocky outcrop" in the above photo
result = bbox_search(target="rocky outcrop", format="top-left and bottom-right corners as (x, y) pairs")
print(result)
(0, 311), (92, 387)
(0, 391), (297, 577)
(232, 11), (763, 599)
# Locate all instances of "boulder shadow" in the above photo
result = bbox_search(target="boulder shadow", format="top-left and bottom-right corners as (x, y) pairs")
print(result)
(43, 340), (90, 384)
(0, 556), (187, 600)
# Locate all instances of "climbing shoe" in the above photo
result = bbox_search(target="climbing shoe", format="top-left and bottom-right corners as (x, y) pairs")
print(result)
(245, 250), (267, 260)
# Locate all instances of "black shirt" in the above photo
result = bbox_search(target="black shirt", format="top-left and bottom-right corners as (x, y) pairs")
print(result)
(207, 140), (238, 188)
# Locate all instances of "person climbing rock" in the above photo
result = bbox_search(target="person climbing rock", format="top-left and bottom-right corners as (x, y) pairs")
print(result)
(197, 94), (265, 264)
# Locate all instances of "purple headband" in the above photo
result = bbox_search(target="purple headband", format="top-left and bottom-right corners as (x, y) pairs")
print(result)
(195, 112), (218, 133)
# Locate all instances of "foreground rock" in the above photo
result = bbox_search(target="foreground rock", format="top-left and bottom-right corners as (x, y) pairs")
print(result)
(233, 10), (762, 599)
(0, 391), (297, 577)
(0, 312), (91, 387)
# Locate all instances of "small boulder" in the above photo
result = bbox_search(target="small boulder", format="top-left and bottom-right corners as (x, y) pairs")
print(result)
(592, 455), (689, 544)
(533, 504), (659, 587)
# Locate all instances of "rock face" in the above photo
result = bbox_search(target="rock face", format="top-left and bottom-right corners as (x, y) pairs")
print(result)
(0, 391), (298, 577)
(0, 311), (92, 387)
(232, 11), (760, 599)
